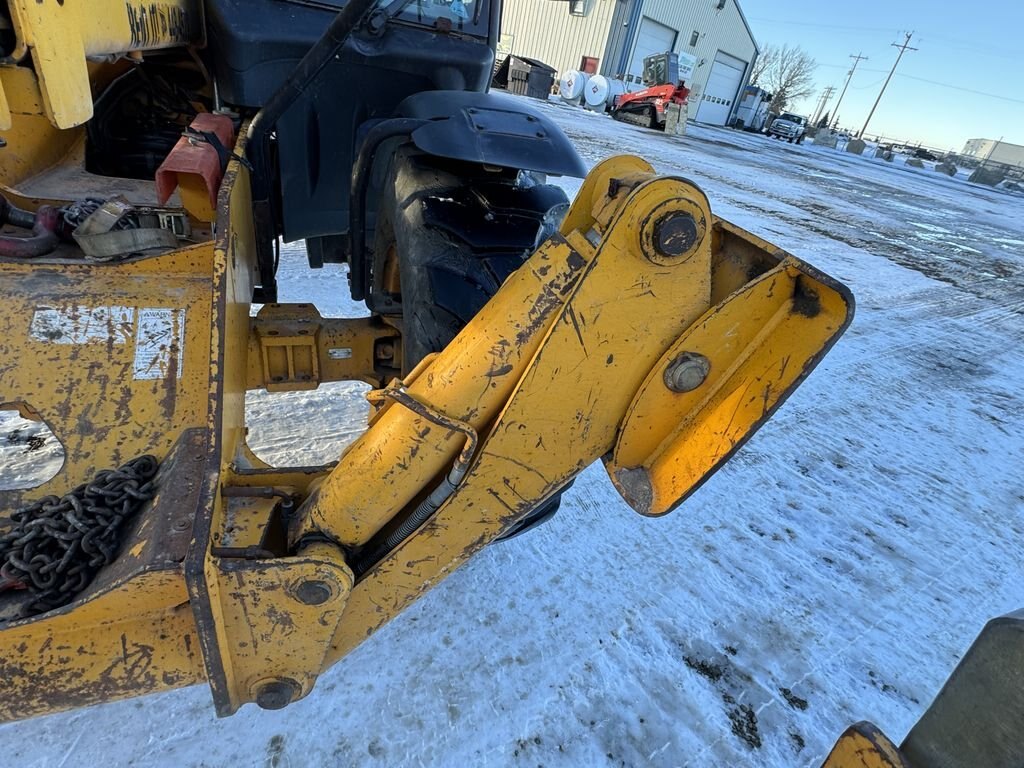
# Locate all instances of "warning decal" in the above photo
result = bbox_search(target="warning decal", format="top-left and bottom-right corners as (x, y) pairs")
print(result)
(133, 308), (186, 380)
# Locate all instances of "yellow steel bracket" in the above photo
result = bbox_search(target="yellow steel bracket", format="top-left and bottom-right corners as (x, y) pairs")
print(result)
(196, 535), (353, 715)
(247, 304), (401, 392)
(5, 0), (204, 128)
(287, 155), (854, 673)
(0, 76), (10, 132)
(607, 252), (851, 515)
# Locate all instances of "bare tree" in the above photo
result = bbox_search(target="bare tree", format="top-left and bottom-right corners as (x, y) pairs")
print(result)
(748, 45), (777, 89)
(751, 44), (817, 114)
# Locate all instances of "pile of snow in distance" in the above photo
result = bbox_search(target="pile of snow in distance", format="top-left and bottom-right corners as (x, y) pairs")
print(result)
(2, 97), (1023, 768)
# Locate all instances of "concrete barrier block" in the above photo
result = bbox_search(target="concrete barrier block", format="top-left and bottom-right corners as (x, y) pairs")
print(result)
(664, 103), (688, 136)
(968, 167), (1006, 186)
(814, 130), (838, 148)
(845, 138), (866, 155)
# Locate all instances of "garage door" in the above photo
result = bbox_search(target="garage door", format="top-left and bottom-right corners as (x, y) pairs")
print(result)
(695, 51), (747, 126)
(627, 18), (677, 85)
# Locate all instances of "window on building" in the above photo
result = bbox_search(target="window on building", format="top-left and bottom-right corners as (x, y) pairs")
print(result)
(689, 30), (700, 47)
(568, 0), (586, 16)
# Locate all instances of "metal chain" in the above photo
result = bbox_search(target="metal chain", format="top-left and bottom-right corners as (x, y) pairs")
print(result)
(0, 455), (159, 617)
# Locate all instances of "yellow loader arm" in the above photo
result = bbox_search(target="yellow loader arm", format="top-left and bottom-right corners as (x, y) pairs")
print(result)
(0, 141), (853, 719)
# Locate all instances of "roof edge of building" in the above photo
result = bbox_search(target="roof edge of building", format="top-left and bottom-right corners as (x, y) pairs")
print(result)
(731, 0), (759, 55)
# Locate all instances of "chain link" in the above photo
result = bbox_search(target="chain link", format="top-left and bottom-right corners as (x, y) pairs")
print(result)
(0, 455), (159, 617)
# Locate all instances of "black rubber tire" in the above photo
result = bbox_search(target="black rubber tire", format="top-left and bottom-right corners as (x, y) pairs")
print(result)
(373, 147), (571, 539)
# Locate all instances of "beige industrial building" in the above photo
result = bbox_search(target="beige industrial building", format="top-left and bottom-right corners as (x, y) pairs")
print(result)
(499, 0), (759, 126)
(961, 138), (1024, 167)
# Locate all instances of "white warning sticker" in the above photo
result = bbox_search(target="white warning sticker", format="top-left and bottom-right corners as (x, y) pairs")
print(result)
(30, 305), (136, 344)
(30, 304), (187, 380)
(133, 308), (186, 380)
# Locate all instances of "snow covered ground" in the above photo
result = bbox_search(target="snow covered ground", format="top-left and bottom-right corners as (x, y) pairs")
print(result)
(2, 98), (1023, 767)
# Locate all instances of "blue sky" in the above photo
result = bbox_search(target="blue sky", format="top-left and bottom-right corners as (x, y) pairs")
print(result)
(739, 0), (1024, 151)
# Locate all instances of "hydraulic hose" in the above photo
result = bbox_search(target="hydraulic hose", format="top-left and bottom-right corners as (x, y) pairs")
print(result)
(352, 470), (461, 578)
(0, 196), (60, 258)
(249, 0), (382, 141)
(350, 385), (477, 577)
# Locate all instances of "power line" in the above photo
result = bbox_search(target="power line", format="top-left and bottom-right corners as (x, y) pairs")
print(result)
(829, 53), (867, 130)
(892, 73), (1024, 105)
(750, 18), (1023, 58)
(747, 17), (899, 34)
(816, 63), (1024, 104)
(852, 76), (887, 90)
(817, 63), (888, 74)
(859, 32), (917, 138)
(911, 32), (1022, 59)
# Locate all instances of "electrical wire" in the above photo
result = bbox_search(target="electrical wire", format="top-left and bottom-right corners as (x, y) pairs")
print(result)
(747, 17), (900, 34)
(815, 63), (1024, 103)
(851, 77), (887, 90)
(892, 73), (1024, 105)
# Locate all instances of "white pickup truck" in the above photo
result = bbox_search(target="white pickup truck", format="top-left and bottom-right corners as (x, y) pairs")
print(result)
(766, 113), (808, 144)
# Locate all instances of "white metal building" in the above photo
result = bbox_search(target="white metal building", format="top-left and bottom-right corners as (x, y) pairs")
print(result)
(961, 138), (1024, 168)
(499, 0), (759, 126)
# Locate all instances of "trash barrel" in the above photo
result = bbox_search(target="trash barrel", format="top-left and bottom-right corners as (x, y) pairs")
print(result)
(505, 56), (556, 100)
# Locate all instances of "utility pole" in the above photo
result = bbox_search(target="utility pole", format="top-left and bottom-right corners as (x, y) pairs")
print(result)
(982, 136), (1004, 168)
(830, 53), (868, 130)
(859, 32), (917, 138)
(810, 86), (835, 125)
(819, 86), (836, 123)
(810, 89), (824, 123)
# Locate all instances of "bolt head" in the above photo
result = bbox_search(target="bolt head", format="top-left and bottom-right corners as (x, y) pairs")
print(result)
(664, 352), (711, 393)
(255, 678), (301, 711)
(654, 212), (700, 259)
(294, 579), (332, 606)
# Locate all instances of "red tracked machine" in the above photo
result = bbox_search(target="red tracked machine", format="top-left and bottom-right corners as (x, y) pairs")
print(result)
(612, 52), (690, 130)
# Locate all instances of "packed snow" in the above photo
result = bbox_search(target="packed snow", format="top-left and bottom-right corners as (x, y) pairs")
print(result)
(2, 96), (1023, 767)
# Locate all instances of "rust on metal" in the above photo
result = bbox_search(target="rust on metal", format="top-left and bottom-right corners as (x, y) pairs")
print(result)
(819, 722), (912, 768)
